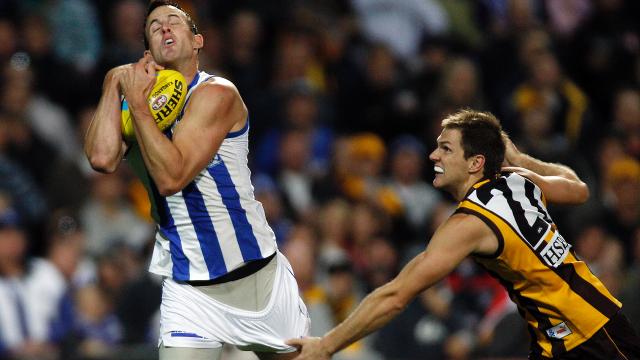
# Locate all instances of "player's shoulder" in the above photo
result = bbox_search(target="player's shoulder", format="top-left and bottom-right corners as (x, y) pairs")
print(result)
(197, 76), (239, 95)
(441, 211), (490, 237)
(189, 76), (242, 106)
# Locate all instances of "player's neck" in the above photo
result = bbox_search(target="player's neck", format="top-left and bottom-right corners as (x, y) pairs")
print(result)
(171, 59), (198, 87)
(453, 174), (485, 201)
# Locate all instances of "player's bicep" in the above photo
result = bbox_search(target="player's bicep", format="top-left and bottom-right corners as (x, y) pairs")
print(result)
(504, 167), (588, 205)
(533, 175), (589, 205)
(170, 83), (243, 182)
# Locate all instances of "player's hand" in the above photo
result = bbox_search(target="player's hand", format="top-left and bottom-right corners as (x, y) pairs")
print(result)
(286, 337), (331, 360)
(501, 131), (520, 167)
(118, 56), (164, 109)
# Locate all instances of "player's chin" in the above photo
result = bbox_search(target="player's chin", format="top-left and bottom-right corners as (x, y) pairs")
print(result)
(432, 175), (443, 187)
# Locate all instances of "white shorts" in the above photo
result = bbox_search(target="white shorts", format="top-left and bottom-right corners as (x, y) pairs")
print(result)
(159, 252), (310, 352)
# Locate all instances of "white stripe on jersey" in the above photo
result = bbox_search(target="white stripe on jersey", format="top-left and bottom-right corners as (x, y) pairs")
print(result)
(467, 173), (550, 251)
(166, 193), (211, 280)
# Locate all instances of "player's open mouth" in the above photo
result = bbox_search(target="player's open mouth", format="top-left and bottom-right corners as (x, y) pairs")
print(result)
(434, 166), (444, 174)
(164, 38), (175, 47)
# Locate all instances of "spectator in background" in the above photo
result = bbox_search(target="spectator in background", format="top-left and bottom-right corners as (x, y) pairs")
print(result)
(99, 0), (147, 75)
(225, 10), (267, 120)
(351, 0), (448, 61)
(197, 21), (225, 75)
(348, 202), (390, 275)
(360, 236), (398, 292)
(256, 81), (334, 179)
(387, 135), (443, 244)
(45, 0), (102, 73)
(611, 88), (640, 158)
(600, 157), (640, 266)
(339, 133), (401, 217)
(620, 228), (640, 334)
(0, 146), (47, 234)
(480, 0), (543, 117)
(0, 203), (67, 359)
(253, 173), (293, 246)
(21, 14), (83, 113)
(315, 198), (352, 269)
(374, 283), (459, 360)
(2, 58), (78, 164)
(433, 57), (485, 114)
(323, 252), (382, 360)
(45, 106), (95, 213)
(276, 130), (317, 221)
(0, 18), (18, 66)
(510, 50), (592, 152)
(79, 169), (153, 258)
(340, 44), (419, 140)
(573, 222), (624, 295)
(72, 284), (123, 359)
(283, 225), (335, 338)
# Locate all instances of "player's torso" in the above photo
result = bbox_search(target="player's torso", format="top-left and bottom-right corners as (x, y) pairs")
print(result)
(127, 71), (276, 281)
(456, 173), (621, 357)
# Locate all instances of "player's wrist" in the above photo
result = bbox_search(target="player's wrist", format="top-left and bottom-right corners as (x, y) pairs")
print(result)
(319, 336), (337, 356)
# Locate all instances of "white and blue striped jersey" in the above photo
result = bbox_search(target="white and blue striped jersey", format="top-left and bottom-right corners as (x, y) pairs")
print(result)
(126, 71), (277, 281)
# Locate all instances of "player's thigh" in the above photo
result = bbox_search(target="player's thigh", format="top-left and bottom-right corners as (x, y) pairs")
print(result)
(159, 342), (223, 360)
(254, 350), (300, 360)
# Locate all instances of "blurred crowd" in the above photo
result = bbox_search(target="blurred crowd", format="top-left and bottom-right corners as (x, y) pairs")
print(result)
(0, 0), (639, 359)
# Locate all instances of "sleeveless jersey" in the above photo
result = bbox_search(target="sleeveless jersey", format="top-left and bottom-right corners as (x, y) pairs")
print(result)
(455, 172), (621, 358)
(126, 71), (277, 282)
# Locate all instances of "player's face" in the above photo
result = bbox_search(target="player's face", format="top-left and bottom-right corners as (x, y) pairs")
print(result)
(145, 6), (199, 66)
(429, 128), (471, 193)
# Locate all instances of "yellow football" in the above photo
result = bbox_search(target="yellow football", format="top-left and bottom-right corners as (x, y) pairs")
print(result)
(121, 69), (187, 140)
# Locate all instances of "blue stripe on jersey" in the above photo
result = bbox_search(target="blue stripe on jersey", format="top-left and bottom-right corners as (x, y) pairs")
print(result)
(157, 192), (190, 280)
(207, 158), (262, 261)
(171, 332), (204, 338)
(182, 181), (227, 278)
(177, 73), (215, 119)
(226, 118), (249, 138)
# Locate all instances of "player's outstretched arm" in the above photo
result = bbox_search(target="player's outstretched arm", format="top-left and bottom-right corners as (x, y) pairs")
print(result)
(84, 66), (129, 173)
(121, 57), (246, 196)
(501, 133), (589, 205)
(287, 214), (495, 360)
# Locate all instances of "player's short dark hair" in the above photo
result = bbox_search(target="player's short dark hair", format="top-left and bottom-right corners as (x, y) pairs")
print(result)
(143, 0), (198, 50)
(441, 109), (505, 179)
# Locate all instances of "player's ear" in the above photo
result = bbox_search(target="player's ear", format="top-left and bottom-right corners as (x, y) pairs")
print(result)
(194, 34), (204, 51)
(469, 154), (485, 174)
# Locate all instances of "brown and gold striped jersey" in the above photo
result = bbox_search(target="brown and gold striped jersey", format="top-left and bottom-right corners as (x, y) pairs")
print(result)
(455, 172), (621, 358)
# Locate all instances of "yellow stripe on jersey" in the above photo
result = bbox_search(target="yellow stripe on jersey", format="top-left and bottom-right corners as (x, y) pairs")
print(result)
(456, 175), (620, 358)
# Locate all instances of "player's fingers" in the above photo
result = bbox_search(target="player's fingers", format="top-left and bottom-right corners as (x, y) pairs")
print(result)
(145, 60), (158, 77)
(285, 338), (304, 347)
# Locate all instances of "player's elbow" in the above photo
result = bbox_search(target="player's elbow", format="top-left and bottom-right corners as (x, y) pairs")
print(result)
(157, 183), (180, 197)
(559, 181), (590, 205)
(156, 178), (184, 197)
(378, 282), (412, 314)
(389, 296), (409, 315)
(573, 181), (590, 204)
(87, 153), (119, 174)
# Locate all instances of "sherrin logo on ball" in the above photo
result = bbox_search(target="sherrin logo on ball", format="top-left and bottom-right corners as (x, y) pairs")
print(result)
(121, 69), (187, 141)
(152, 95), (168, 111)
